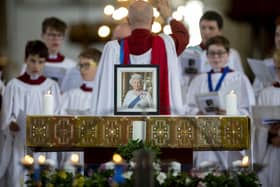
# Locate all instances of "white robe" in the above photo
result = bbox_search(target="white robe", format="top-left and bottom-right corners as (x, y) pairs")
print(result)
(254, 86), (280, 187)
(179, 46), (244, 105)
(122, 90), (153, 109)
(92, 34), (184, 115)
(0, 78), (61, 187)
(60, 83), (94, 115)
(185, 71), (255, 169)
(21, 57), (80, 92)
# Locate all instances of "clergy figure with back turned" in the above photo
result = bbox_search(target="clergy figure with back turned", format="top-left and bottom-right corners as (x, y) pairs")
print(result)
(0, 41), (61, 187)
(92, 0), (189, 115)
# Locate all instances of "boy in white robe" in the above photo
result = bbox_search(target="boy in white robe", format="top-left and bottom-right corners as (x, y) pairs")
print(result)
(185, 36), (255, 169)
(21, 17), (82, 92)
(0, 40), (61, 187)
(60, 48), (101, 168)
(254, 49), (280, 187)
(179, 11), (244, 104)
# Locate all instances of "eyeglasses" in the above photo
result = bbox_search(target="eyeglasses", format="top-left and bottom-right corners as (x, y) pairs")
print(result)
(45, 32), (64, 38)
(207, 50), (227, 57)
(77, 61), (97, 70)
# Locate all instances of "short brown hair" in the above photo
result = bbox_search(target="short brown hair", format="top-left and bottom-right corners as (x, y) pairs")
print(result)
(42, 17), (67, 34)
(25, 40), (48, 60)
(206, 35), (230, 53)
(79, 48), (102, 65)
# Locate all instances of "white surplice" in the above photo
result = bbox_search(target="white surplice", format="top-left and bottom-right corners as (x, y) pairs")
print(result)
(21, 57), (80, 92)
(254, 86), (280, 187)
(60, 82), (94, 115)
(92, 34), (184, 115)
(185, 71), (255, 169)
(179, 46), (244, 105)
(0, 78), (61, 187)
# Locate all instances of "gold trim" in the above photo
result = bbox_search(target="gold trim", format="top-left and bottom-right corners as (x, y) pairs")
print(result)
(26, 116), (250, 150)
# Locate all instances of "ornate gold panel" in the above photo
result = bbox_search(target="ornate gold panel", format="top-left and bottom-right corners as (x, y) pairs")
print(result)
(26, 116), (250, 150)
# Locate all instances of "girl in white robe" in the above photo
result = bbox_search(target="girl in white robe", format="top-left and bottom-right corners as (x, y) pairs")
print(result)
(0, 41), (61, 187)
(185, 36), (255, 169)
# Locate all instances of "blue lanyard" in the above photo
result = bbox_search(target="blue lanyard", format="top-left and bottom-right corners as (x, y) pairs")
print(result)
(207, 66), (229, 92)
(120, 39), (124, 64)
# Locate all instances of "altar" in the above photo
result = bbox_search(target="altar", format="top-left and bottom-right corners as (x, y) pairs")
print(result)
(26, 115), (250, 165)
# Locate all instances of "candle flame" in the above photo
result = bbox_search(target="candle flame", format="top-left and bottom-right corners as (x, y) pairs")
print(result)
(47, 90), (52, 95)
(241, 155), (249, 167)
(230, 90), (235, 94)
(71, 153), (80, 164)
(21, 155), (34, 165)
(38, 155), (46, 165)
(113, 153), (123, 164)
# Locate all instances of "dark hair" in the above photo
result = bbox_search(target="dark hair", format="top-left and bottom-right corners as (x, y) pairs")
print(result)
(205, 35), (230, 53)
(275, 16), (280, 26)
(42, 17), (67, 34)
(25, 40), (48, 60)
(200, 10), (223, 30)
(78, 48), (102, 65)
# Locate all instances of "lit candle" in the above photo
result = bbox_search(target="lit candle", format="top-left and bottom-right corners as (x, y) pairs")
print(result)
(113, 153), (125, 184)
(21, 155), (34, 166)
(225, 90), (238, 115)
(132, 121), (146, 141)
(43, 90), (54, 115)
(241, 155), (249, 167)
(38, 155), (46, 165)
(70, 153), (80, 165)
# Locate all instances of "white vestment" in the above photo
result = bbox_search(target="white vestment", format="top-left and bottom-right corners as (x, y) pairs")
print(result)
(179, 46), (244, 105)
(254, 86), (280, 187)
(185, 71), (255, 169)
(21, 57), (80, 92)
(60, 82), (94, 115)
(122, 90), (153, 109)
(92, 34), (184, 115)
(0, 78), (61, 187)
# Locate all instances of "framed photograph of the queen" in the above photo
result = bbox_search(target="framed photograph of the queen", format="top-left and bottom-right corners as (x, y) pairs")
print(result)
(114, 64), (159, 115)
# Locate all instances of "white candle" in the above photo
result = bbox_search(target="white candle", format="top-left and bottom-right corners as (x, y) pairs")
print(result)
(132, 121), (146, 141)
(43, 90), (54, 115)
(225, 90), (238, 115)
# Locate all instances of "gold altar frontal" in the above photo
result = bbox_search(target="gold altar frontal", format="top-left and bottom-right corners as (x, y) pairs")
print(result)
(26, 115), (250, 150)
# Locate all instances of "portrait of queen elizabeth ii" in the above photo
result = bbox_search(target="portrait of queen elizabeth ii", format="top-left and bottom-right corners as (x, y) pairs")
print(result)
(114, 65), (159, 115)
(122, 73), (153, 109)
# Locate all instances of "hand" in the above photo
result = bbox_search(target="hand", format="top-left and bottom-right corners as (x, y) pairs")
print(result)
(9, 121), (20, 132)
(271, 136), (280, 147)
(157, 0), (172, 19)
